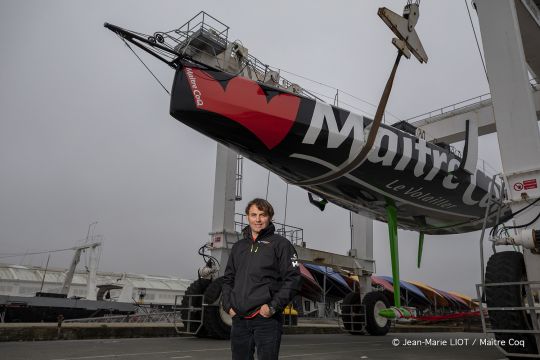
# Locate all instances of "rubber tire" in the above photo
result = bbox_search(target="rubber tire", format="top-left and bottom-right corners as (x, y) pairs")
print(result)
(203, 277), (232, 339)
(342, 292), (364, 335)
(363, 291), (390, 336)
(485, 251), (538, 357)
(180, 278), (211, 336)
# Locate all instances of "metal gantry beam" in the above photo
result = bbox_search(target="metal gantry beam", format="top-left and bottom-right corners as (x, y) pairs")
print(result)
(409, 0), (540, 145)
(475, 0), (540, 349)
(411, 87), (539, 144)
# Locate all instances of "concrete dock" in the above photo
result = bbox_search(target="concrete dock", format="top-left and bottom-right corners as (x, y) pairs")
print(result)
(1, 333), (506, 359)
(0, 320), (481, 342)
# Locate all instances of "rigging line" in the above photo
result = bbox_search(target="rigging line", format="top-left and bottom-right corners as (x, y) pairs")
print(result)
(276, 67), (401, 121)
(119, 35), (171, 95)
(464, 0), (488, 79)
(307, 89), (375, 117)
(0, 246), (80, 260)
(277, 67), (335, 89)
(306, 89), (338, 102)
(339, 89), (401, 122)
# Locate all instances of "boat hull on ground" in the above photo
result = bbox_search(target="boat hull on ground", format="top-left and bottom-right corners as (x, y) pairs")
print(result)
(0, 295), (136, 322)
(170, 63), (511, 235)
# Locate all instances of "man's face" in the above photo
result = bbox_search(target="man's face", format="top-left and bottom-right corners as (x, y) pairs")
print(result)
(247, 205), (270, 238)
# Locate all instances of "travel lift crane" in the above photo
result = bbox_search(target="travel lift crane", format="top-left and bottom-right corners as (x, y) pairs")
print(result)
(474, 1), (540, 357)
(192, 3), (540, 351)
(178, 2), (429, 339)
(103, 2), (539, 348)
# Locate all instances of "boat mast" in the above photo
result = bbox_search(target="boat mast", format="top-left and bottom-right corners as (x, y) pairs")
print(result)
(60, 242), (101, 297)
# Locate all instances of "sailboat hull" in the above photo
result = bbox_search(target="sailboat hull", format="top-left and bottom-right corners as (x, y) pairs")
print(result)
(170, 63), (510, 234)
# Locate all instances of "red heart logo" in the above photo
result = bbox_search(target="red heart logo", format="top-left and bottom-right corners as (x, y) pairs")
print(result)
(185, 67), (300, 150)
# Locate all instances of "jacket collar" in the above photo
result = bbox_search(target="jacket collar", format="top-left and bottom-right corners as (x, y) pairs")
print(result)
(242, 222), (275, 241)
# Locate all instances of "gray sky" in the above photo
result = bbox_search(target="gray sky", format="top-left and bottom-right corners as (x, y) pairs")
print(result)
(0, 0), (507, 296)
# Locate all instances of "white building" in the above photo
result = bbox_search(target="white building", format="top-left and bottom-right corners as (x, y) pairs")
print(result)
(0, 263), (192, 305)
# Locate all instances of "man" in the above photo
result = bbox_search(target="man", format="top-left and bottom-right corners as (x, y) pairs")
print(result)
(222, 198), (302, 360)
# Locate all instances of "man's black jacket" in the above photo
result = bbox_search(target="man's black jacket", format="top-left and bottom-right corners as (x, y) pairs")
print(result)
(221, 223), (302, 316)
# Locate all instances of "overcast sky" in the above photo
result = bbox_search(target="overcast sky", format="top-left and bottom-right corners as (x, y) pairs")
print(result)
(0, 0), (513, 296)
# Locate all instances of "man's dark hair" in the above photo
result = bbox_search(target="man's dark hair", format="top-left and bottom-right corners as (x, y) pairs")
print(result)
(245, 198), (274, 219)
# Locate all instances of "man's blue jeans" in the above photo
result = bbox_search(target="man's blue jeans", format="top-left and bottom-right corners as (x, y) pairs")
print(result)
(230, 314), (283, 360)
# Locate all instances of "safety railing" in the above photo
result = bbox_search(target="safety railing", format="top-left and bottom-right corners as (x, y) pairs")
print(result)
(168, 11), (229, 51)
(235, 213), (304, 246)
(337, 303), (366, 333)
(405, 78), (539, 125)
(405, 93), (491, 124)
(172, 294), (204, 335)
(476, 280), (540, 358)
(63, 310), (178, 324)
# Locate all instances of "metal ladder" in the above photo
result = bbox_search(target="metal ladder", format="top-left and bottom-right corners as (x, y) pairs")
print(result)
(476, 280), (540, 358)
(338, 302), (367, 333)
(173, 294), (205, 335)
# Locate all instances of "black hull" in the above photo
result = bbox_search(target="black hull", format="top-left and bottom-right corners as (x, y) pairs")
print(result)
(0, 295), (136, 323)
(170, 63), (511, 234)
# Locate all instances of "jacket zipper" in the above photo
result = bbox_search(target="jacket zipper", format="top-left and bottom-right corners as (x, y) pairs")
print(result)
(241, 239), (255, 310)
(239, 228), (270, 314)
